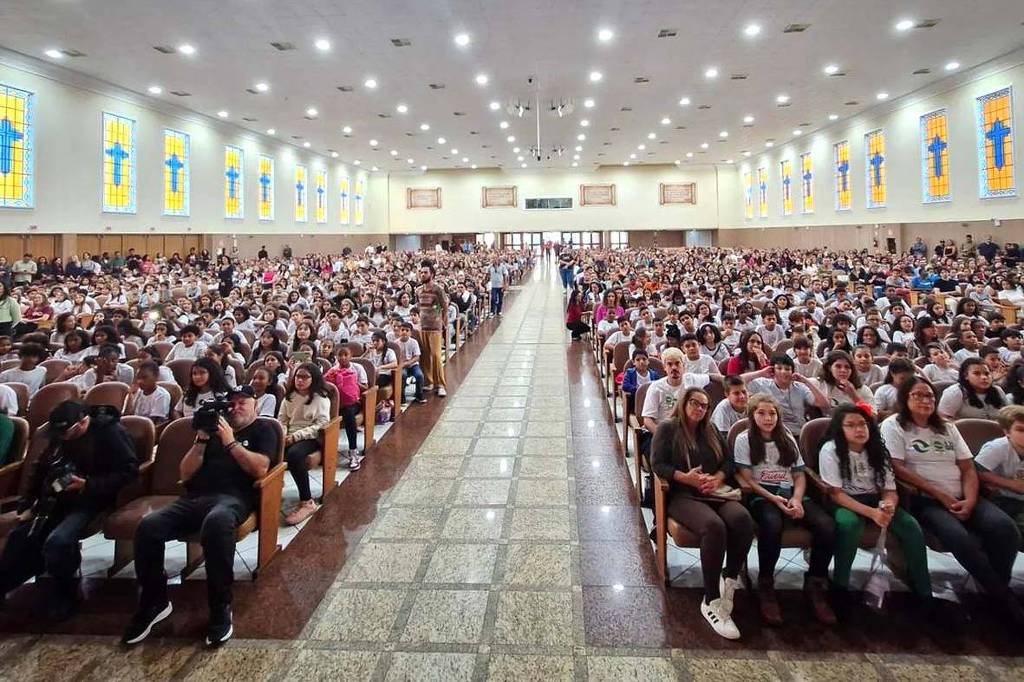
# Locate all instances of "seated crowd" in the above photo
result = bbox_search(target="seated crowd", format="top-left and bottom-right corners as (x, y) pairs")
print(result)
(564, 236), (1024, 640)
(0, 244), (529, 646)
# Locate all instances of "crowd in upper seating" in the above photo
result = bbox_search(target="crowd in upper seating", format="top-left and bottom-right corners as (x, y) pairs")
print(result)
(562, 234), (1024, 640)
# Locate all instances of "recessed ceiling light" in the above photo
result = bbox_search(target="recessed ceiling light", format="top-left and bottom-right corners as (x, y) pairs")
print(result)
(461, 156), (468, 163)
(876, 91), (889, 100)
(331, 151), (339, 158)
(629, 153), (637, 159)
(177, 43), (196, 55)
(369, 139), (378, 146)
(255, 82), (269, 92)
(589, 70), (603, 82)
(147, 85), (163, 95)
(507, 135), (516, 142)
(726, 159), (735, 164)
(776, 94), (790, 103)
(499, 121), (509, 129)
(577, 133), (586, 141)
(44, 48), (63, 59)
(765, 141), (774, 147)
(475, 74), (489, 85)
(792, 129), (802, 136)
(704, 67), (719, 79)
(623, 161), (630, 166)
(314, 38), (331, 51)
(305, 107), (318, 117)
(420, 165), (427, 171)
(744, 24), (762, 37)
(371, 166), (379, 171)
(719, 130), (729, 138)
(517, 155), (524, 161)
(571, 162), (579, 167)
(520, 163), (527, 168)
(579, 119), (590, 127)
(266, 128), (276, 135)
(471, 164), (478, 169)
(364, 78), (378, 89)
(573, 154), (580, 160)
(636, 144), (645, 151)
(597, 28), (614, 42)
(217, 110), (228, 118)
(661, 117), (671, 125)
(743, 115), (755, 123)
(451, 148), (459, 154)
(895, 18), (914, 31)
(828, 113), (839, 121)
(700, 142), (709, 149)
(389, 149), (398, 156)
(686, 152), (694, 158)
(674, 160), (681, 165)
(823, 64), (840, 76)
(304, 141), (312, 148)
(945, 61), (960, 71)
(434, 137), (445, 145)
(743, 151), (752, 157)
(419, 123), (430, 131)
(583, 98), (595, 108)
(342, 125), (353, 134)
(489, 101), (500, 110)
(396, 103), (408, 113)
(407, 158), (414, 163)
(647, 132), (656, 139)
(454, 33), (470, 47)
(679, 96), (691, 106)
(512, 146), (520, 153)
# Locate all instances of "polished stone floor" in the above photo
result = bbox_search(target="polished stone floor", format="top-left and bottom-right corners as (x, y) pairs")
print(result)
(2, 262), (1024, 680)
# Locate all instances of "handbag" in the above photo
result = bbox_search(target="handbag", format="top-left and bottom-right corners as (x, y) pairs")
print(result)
(863, 527), (891, 610)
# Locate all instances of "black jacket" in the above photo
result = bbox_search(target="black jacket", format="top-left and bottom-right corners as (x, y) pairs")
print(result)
(19, 407), (139, 513)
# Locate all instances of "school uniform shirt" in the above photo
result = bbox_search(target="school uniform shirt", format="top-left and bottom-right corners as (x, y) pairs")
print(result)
(177, 390), (216, 418)
(71, 363), (135, 391)
(710, 400), (744, 436)
(603, 330), (632, 350)
(0, 366), (47, 397)
(999, 347), (1023, 364)
(873, 384), (899, 413)
(812, 379), (874, 410)
(349, 331), (374, 349)
(54, 347), (90, 363)
(856, 364), (886, 386)
(733, 430), (805, 497)
(131, 386), (172, 420)
(721, 330), (741, 352)
(792, 356), (823, 378)
(880, 414), (972, 499)
(923, 364), (958, 384)
(156, 365), (175, 383)
(893, 330), (916, 346)
(256, 392), (278, 418)
(165, 341), (207, 362)
(937, 384), (1006, 420)
(640, 375), (711, 424)
(367, 347), (398, 377)
(700, 343), (731, 363)
(747, 378), (815, 434)
(975, 437), (1024, 501)
(683, 354), (719, 375)
(0, 383), (17, 416)
(755, 324), (786, 349)
(952, 348), (980, 364)
(395, 337), (421, 366)
(317, 324), (349, 345)
(818, 440), (896, 496)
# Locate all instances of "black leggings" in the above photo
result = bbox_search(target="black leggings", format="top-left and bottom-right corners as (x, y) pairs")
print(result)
(667, 496), (754, 600)
(341, 404), (360, 451)
(566, 320), (590, 338)
(286, 438), (322, 501)
(750, 496), (836, 580)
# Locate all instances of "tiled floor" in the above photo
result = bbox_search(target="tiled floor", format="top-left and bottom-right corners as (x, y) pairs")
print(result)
(3, 260), (1024, 679)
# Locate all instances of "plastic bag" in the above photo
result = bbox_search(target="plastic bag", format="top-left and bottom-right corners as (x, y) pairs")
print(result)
(863, 528), (890, 610)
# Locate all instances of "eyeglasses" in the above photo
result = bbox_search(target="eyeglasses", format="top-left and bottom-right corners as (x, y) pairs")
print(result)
(686, 399), (710, 410)
(842, 421), (869, 430)
(908, 392), (935, 402)
(294, 373), (313, 379)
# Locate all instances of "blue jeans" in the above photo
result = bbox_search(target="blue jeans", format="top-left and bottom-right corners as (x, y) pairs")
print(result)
(559, 268), (573, 289)
(0, 505), (99, 593)
(403, 364), (424, 401)
(490, 287), (504, 315)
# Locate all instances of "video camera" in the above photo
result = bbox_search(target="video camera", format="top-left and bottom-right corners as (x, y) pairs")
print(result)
(192, 396), (231, 433)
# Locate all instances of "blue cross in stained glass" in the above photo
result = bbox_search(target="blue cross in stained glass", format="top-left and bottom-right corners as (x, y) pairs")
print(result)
(782, 174), (791, 200)
(0, 117), (24, 176)
(296, 179), (305, 206)
(838, 158), (850, 191)
(869, 151), (884, 188)
(259, 172), (271, 203)
(165, 153), (184, 194)
(340, 187), (349, 203)
(317, 184), (325, 210)
(927, 135), (947, 178)
(759, 180), (767, 203)
(803, 168), (813, 196)
(986, 119), (1012, 170)
(106, 141), (129, 187)
(226, 165), (240, 199)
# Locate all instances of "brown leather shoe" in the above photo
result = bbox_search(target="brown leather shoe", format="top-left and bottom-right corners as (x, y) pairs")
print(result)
(757, 578), (783, 626)
(804, 575), (837, 625)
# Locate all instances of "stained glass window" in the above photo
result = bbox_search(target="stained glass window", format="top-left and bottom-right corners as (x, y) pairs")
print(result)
(800, 152), (814, 214)
(314, 169), (327, 224)
(102, 112), (136, 213)
(976, 87), (1016, 199)
(0, 84), (33, 209)
(294, 164), (308, 223)
(258, 154), (274, 221)
(921, 110), (951, 203)
(224, 146), (244, 219)
(865, 129), (886, 208)
(742, 171), (753, 220)
(354, 176), (366, 225)
(780, 159), (794, 216)
(163, 129), (190, 216)
(339, 174), (351, 224)
(757, 167), (768, 218)
(834, 140), (851, 211)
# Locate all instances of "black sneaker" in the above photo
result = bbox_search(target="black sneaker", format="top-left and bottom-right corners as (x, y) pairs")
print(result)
(121, 601), (173, 645)
(415, 397), (428, 404)
(47, 579), (81, 622)
(205, 605), (233, 647)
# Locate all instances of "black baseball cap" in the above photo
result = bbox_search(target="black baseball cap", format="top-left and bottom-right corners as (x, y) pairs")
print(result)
(225, 385), (255, 401)
(49, 400), (87, 434)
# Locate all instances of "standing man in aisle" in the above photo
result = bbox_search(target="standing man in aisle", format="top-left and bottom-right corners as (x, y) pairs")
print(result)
(487, 255), (509, 318)
(558, 247), (576, 291)
(417, 260), (448, 398)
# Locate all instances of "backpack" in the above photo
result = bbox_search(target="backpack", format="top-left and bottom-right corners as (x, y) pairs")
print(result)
(326, 367), (361, 406)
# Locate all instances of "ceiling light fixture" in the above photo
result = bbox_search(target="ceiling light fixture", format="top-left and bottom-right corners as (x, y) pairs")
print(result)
(661, 117), (671, 125)
(637, 144), (646, 150)
(517, 155), (524, 161)
(314, 38), (331, 51)
(217, 110), (228, 118)
(44, 48), (63, 59)
(583, 98), (595, 108)
(454, 33), (470, 47)
(255, 82), (269, 92)
(147, 85), (163, 95)
(364, 78), (378, 89)
(437, 136), (446, 144)
(704, 67), (719, 79)
(876, 91), (889, 100)
(647, 132), (656, 139)
(266, 128), (276, 135)
(420, 165), (427, 171)
(372, 166), (379, 171)
(461, 156), (468, 162)
(686, 152), (694, 158)
(571, 162), (579, 167)
(945, 61), (960, 71)
(792, 129), (802, 136)
(765, 141), (774, 147)
(419, 122), (430, 131)
(573, 154), (580, 160)
(475, 74), (489, 85)
(823, 64), (840, 76)
(743, 115), (755, 123)
(499, 121), (509, 129)
(471, 164), (478, 169)
(451, 148), (459, 154)
(520, 163), (527, 168)
(700, 142), (709, 149)
(574, 145), (582, 152)
(895, 18), (914, 31)
(597, 28), (614, 42)
(776, 94), (790, 103)
(589, 70), (603, 82)
(304, 142), (312, 148)
(507, 135), (516, 142)
(305, 106), (318, 117)
(743, 150), (752, 157)
(579, 119), (589, 127)
(389, 149), (398, 156)
(331, 151), (339, 158)
(719, 130), (729, 138)
(489, 101), (500, 110)
(512, 146), (520, 153)
(177, 43), (196, 55)
(828, 113), (839, 121)
(674, 160), (681, 165)
(744, 23), (762, 37)
(369, 139), (378, 146)
(623, 161), (630, 166)
(396, 103), (408, 113)
(577, 133), (586, 141)
(407, 158), (414, 163)
(679, 96), (691, 106)
(342, 125), (353, 134)
(629, 153), (636, 159)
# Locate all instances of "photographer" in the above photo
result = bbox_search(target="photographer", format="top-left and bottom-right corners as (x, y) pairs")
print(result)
(0, 400), (138, 619)
(122, 385), (279, 647)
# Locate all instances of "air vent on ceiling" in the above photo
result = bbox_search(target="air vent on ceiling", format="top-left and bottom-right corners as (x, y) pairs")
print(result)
(153, 45), (175, 54)
(428, 83), (446, 90)
(242, 117), (257, 122)
(659, 140), (668, 144)
(337, 85), (354, 92)
(698, 104), (712, 110)
(270, 41), (296, 51)
(610, 127), (620, 131)
(620, 106), (632, 111)
(60, 49), (86, 57)
(603, 141), (612, 145)
(470, 131), (479, 135)
(245, 88), (259, 95)
(913, 68), (932, 75)
(303, 115), (316, 120)
(657, 28), (678, 38)
(169, 90), (191, 97)
(844, 100), (859, 106)
(441, 156), (448, 160)
(730, 73), (748, 80)
(674, 125), (686, 130)
(776, 102), (792, 108)
(481, 144), (489, 148)
(633, 76), (650, 84)
(799, 122), (811, 127)
(915, 19), (940, 29)
(377, 113), (391, 118)
(743, 122), (754, 127)
(426, 146), (434, 150)
(783, 23), (810, 33)
(828, 71), (847, 77)
(453, 111), (466, 116)
(291, 135), (303, 140)
(405, 132), (414, 136)
(390, 38), (412, 47)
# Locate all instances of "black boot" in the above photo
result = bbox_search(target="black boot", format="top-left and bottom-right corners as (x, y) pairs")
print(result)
(47, 577), (81, 621)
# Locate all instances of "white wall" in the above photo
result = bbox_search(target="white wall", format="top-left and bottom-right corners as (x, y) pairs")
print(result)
(733, 49), (1024, 229)
(384, 165), (727, 234)
(0, 53), (378, 235)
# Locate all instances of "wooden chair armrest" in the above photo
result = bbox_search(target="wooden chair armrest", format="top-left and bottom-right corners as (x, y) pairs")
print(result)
(361, 386), (378, 449)
(253, 461), (287, 575)
(0, 460), (23, 500)
(628, 415), (642, 431)
(254, 460), (287, 490)
(653, 474), (669, 581)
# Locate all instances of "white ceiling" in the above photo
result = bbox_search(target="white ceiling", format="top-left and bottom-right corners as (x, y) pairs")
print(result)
(2, 0), (1023, 172)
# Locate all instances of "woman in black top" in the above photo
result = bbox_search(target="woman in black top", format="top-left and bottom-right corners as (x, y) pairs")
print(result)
(652, 387), (753, 640)
(217, 256), (234, 298)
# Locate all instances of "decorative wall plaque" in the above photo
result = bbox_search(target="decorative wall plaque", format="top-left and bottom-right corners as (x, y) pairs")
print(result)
(482, 185), (518, 208)
(659, 182), (697, 205)
(580, 183), (616, 206)
(406, 187), (442, 209)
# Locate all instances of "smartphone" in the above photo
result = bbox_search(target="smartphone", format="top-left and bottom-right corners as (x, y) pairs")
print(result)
(291, 351), (312, 364)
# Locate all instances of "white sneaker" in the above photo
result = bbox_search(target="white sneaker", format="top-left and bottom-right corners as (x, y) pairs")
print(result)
(338, 450), (351, 467)
(436, 387), (447, 397)
(424, 384), (435, 391)
(719, 575), (742, 617)
(349, 450), (364, 470)
(701, 598), (741, 640)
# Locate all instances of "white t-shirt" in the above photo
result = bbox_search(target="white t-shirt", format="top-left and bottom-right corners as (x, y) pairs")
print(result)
(733, 429), (804, 495)
(747, 378), (815, 433)
(879, 414), (972, 499)
(0, 366), (46, 397)
(395, 337), (421, 365)
(256, 392), (278, 418)
(177, 390), (216, 418)
(793, 356), (822, 378)
(975, 436), (1024, 501)
(165, 341), (207, 362)
(952, 348), (980, 364)
(923, 364), (958, 383)
(811, 379), (873, 410)
(640, 375), (710, 424)
(818, 440), (896, 496)
(873, 384), (899, 413)
(0, 383), (18, 415)
(998, 347), (1022, 364)
(71, 363), (135, 390)
(683, 354), (719, 375)
(937, 383), (1006, 420)
(856, 364), (885, 387)
(131, 386), (172, 420)
(710, 400), (744, 435)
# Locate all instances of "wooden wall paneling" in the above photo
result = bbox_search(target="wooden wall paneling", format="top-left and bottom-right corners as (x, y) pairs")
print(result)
(26, 235), (57, 260)
(77, 235), (101, 258)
